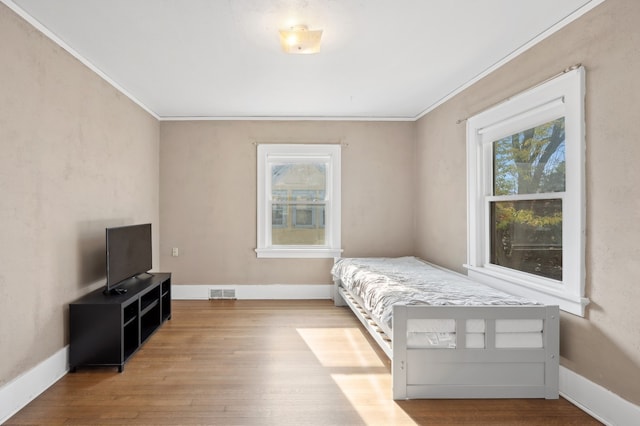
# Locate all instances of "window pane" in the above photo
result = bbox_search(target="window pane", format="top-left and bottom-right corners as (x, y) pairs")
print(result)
(272, 204), (287, 228)
(292, 189), (325, 201)
(271, 163), (326, 200)
(272, 189), (288, 202)
(272, 205), (326, 245)
(293, 205), (314, 228)
(270, 162), (327, 245)
(490, 199), (562, 281)
(493, 117), (565, 196)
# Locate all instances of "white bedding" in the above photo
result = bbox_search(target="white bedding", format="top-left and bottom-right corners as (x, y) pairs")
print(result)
(407, 318), (543, 333)
(333, 257), (543, 349)
(406, 331), (544, 349)
(405, 318), (544, 348)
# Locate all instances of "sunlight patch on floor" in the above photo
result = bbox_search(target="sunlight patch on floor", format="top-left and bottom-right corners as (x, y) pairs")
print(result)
(296, 328), (385, 368)
(331, 374), (417, 426)
(297, 328), (416, 425)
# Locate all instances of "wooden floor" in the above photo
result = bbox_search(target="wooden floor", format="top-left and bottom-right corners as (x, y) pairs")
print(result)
(7, 300), (601, 425)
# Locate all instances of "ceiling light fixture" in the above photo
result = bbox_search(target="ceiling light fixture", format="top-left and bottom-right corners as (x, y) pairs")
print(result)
(279, 25), (323, 54)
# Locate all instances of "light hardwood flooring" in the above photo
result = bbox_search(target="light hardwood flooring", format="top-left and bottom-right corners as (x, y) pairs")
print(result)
(6, 300), (601, 425)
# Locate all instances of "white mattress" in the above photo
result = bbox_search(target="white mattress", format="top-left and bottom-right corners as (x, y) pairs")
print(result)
(332, 257), (544, 349)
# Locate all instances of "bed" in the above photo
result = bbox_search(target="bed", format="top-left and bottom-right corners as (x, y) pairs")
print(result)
(331, 257), (559, 400)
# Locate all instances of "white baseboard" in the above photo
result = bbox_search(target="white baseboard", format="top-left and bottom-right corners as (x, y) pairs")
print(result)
(171, 284), (333, 300)
(0, 346), (68, 424)
(560, 366), (640, 426)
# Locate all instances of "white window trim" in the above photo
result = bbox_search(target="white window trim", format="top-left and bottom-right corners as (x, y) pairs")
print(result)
(466, 67), (588, 316)
(256, 144), (342, 258)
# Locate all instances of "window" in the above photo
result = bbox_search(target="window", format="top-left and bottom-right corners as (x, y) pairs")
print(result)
(466, 67), (588, 316)
(271, 190), (288, 228)
(292, 190), (325, 229)
(256, 144), (341, 258)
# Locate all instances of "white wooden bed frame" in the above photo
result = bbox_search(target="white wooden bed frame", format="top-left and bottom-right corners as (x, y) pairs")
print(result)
(333, 264), (560, 400)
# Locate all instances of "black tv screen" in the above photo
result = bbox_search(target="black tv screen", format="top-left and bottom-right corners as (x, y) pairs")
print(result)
(106, 224), (152, 292)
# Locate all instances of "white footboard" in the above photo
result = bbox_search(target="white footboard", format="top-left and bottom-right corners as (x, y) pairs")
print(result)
(392, 304), (559, 400)
(332, 257), (560, 400)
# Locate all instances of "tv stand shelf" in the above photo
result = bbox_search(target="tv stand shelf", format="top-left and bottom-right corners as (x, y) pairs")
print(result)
(69, 273), (171, 372)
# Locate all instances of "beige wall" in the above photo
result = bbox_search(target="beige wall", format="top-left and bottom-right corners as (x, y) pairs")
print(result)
(160, 121), (415, 285)
(0, 4), (160, 386)
(415, 0), (640, 405)
(4, 0), (640, 411)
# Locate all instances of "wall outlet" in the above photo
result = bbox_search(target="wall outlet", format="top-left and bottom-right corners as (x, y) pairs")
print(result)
(171, 247), (179, 257)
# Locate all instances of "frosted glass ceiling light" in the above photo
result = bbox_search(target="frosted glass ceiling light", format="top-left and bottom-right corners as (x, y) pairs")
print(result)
(279, 25), (323, 54)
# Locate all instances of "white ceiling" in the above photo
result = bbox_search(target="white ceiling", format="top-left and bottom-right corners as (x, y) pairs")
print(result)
(7, 0), (602, 120)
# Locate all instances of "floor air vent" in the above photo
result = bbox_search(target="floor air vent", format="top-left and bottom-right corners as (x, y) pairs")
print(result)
(209, 288), (236, 300)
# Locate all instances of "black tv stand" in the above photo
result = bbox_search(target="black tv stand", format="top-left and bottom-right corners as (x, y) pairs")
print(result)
(70, 273), (171, 372)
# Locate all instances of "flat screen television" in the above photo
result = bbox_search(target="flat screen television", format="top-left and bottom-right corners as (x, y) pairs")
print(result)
(105, 223), (152, 294)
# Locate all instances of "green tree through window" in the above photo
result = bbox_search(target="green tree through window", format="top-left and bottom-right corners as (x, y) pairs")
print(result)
(490, 118), (565, 280)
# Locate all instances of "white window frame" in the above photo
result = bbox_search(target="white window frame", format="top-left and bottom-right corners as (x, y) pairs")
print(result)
(466, 67), (588, 316)
(256, 144), (341, 258)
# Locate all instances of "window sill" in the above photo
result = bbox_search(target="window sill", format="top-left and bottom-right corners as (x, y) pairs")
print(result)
(465, 264), (589, 317)
(255, 247), (343, 259)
